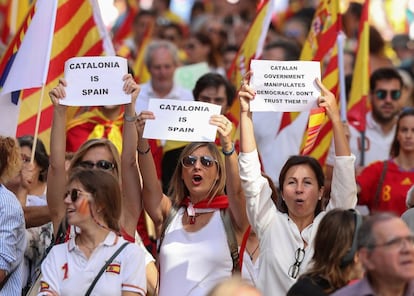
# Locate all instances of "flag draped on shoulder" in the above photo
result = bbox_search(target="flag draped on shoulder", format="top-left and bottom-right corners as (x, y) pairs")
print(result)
(0, 0), (114, 146)
(298, 0), (341, 164)
(347, 0), (370, 132)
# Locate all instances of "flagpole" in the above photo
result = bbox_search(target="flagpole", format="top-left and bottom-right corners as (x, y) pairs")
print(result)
(30, 84), (46, 163)
(337, 31), (347, 122)
(10, 0), (18, 36)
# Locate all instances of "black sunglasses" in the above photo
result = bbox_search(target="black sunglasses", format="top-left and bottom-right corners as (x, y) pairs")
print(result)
(374, 89), (401, 101)
(181, 155), (217, 168)
(288, 248), (305, 279)
(64, 188), (89, 203)
(78, 160), (115, 170)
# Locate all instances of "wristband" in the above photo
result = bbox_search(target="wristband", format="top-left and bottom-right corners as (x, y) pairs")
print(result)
(124, 113), (137, 122)
(222, 142), (235, 156)
(137, 146), (151, 155)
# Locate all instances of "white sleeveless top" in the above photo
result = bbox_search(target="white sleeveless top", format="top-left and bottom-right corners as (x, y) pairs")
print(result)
(159, 208), (233, 296)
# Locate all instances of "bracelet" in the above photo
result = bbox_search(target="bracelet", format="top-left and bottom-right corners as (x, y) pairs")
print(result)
(124, 113), (137, 122)
(137, 146), (151, 155)
(222, 142), (235, 156)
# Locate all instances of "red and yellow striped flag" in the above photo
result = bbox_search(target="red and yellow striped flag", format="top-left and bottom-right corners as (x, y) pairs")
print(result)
(298, 0), (341, 163)
(347, 0), (370, 132)
(112, 0), (138, 47)
(227, 0), (275, 120)
(14, 0), (114, 150)
(0, 0), (32, 44)
(132, 19), (153, 83)
(278, 0), (341, 138)
(302, 107), (326, 155)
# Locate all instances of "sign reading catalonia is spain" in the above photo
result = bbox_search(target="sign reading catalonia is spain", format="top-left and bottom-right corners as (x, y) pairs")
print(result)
(143, 99), (221, 142)
(250, 60), (321, 112)
(61, 56), (129, 106)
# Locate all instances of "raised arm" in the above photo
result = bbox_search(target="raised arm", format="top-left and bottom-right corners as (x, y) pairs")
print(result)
(210, 114), (249, 235)
(316, 79), (357, 209)
(239, 75), (257, 153)
(136, 111), (171, 235)
(120, 74), (142, 237)
(315, 79), (350, 157)
(47, 78), (69, 237)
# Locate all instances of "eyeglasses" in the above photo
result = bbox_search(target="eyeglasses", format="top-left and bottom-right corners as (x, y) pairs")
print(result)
(374, 89), (401, 101)
(288, 248), (305, 279)
(369, 235), (414, 250)
(78, 160), (115, 171)
(181, 155), (217, 168)
(64, 188), (90, 203)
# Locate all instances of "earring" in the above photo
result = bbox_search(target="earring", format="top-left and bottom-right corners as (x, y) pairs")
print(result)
(318, 196), (322, 200)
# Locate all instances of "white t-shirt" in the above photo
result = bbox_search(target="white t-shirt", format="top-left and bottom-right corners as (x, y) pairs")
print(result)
(39, 232), (147, 296)
(158, 208), (232, 296)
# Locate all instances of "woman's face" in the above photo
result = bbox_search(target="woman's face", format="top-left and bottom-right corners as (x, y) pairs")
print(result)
(64, 180), (92, 227)
(397, 115), (414, 153)
(185, 37), (210, 64)
(181, 146), (219, 201)
(20, 145), (40, 177)
(79, 146), (117, 177)
(281, 164), (323, 221)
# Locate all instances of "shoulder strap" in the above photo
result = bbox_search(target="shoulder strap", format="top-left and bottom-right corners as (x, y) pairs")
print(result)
(374, 160), (388, 210)
(220, 209), (240, 274)
(157, 205), (179, 255)
(84, 242), (129, 296)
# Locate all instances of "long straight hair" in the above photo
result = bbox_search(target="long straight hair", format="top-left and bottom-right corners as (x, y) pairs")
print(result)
(168, 142), (226, 206)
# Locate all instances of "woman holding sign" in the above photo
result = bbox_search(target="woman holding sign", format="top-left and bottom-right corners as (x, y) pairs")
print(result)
(135, 108), (250, 295)
(46, 73), (157, 295)
(237, 77), (357, 295)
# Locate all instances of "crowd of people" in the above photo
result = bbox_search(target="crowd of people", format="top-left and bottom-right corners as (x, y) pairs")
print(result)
(1, 0), (414, 296)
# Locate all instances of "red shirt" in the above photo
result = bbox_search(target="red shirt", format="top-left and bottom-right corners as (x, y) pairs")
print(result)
(357, 160), (414, 215)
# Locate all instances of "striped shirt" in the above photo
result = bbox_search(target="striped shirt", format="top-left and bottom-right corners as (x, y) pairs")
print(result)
(0, 184), (26, 295)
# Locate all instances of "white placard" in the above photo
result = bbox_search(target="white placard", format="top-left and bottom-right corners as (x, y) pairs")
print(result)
(61, 56), (130, 106)
(143, 99), (221, 142)
(250, 60), (321, 112)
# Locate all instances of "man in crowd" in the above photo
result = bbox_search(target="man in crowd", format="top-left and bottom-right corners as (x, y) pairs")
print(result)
(333, 212), (414, 296)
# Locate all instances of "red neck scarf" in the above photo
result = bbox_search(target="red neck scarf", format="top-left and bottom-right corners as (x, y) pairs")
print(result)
(181, 195), (229, 209)
(181, 195), (229, 224)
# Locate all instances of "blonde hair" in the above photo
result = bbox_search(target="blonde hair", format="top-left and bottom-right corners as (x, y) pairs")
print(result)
(0, 136), (22, 184)
(168, 142), (226, 206)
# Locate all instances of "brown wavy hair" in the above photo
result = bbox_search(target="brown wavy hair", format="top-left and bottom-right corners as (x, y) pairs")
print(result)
(0, 136), (22, 184)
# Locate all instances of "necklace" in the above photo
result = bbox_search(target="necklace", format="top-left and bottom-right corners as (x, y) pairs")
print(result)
(246, 244), (259, 260)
